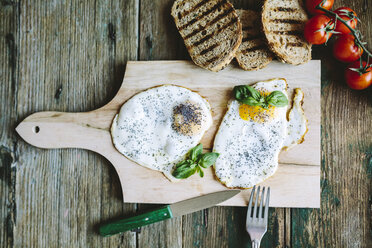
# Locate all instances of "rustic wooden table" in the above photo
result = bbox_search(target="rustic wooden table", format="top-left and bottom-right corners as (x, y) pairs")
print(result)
(1, 0), (371, 247)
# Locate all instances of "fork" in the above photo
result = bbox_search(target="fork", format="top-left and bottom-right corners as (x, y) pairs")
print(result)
(246, 186), (270, 248)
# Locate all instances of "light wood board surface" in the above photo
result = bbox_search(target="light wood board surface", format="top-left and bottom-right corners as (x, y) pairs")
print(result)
(2, 0), (371, 247)
(16, 60), (320, 208)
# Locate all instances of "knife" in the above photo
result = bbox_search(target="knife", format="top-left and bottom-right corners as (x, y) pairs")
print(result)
(99, 190), (240, 237)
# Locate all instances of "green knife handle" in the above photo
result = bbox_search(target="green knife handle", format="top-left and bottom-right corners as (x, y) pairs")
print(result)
(99, 205), (173, 237)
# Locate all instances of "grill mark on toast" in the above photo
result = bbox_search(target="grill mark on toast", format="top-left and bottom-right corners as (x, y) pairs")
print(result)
(203, 54), (221, 67)
(199, 43), (220, 55)
(241, 45), (266, 54)
(273, 7), (298, 12)
(271, 30), (303, 36)
(262, 1), (311, 65)
(185, 28), (203, 40)
(271, 19), (305, 24)
(189, 15), (237, 47)
(242, 35), (261, 42)
(207, 6), (234, 27)
(184, 5), (233, 40)
(178, 0), (210, 19)
(178, 0), (226, 31)
(199, 18), (239, 67)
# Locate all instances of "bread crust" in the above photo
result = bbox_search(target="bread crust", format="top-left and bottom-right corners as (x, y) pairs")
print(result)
(261, 0), (312, 65)
(235, 9), (274, 71)
(171, 0), (242, 72)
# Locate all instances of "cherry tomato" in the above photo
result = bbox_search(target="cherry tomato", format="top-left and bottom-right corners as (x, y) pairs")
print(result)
(333, 35), (363, 63)
(334, 7), (358, 34)
(304, 15), (334, 45)
(345, 61), (372, 90)
(306, 0), (334, 15)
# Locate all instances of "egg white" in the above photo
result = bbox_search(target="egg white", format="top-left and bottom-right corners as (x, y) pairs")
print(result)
(282, 88), (308, 150)
(213, 79), (307, 188)
(111, 85), (213, 180)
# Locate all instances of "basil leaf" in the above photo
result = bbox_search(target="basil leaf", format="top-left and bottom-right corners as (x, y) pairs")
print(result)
(172, 166), (197, 179)
(189, 162), (197, 169)
(175, 160), (189, 168)
(172, 146), (219, 179)
(175, 163), (190, 172)
(233, 85), (248, 101)
(245, 86), (262, 101)
(233, 85), (261, 102)
(190, 143), (203, 161)
(198, 168), (204, 178)
(199, 152), (219, 168)
(240, 96), (261, 106)
(265, 91), (288, 107)
(173, 161), (190, 171)
(261, 102), (269, 109)
(172, 160), (196, 178)
(234, 85), (289, 109)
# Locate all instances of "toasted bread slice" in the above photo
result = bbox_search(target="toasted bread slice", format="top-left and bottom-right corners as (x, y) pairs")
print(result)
(171, 0), (242, 72)
(262, 0), (312, 65)
(235, 9), (274, 71)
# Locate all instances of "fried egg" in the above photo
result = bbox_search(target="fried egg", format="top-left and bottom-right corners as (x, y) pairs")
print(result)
(213, 78), (307, 188)
(282, 88), (308, 150)
(111, 85), (212, 180)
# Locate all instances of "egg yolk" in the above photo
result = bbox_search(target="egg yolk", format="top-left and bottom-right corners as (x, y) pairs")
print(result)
(239, 103), (276, 123)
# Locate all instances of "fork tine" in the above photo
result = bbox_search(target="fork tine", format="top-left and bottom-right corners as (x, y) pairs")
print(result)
(247, 185), (255, 219)
(264, 187), (270, 221)
(258, 187), (265, 219)
(253, 186), (260, 219)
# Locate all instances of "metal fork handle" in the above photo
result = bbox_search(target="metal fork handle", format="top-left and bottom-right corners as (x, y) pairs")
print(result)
(252, 239), (260, 248)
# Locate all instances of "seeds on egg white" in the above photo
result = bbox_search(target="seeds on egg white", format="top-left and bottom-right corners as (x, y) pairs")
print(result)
(213, 79), (290, 188)
(172, 101), (204, 136)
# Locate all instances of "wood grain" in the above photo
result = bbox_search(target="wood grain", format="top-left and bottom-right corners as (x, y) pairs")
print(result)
(290, 0), (372, 247)
(1, 0), (371, 247)
(2, 0), (139, 247)
(0, 2), (19, 248)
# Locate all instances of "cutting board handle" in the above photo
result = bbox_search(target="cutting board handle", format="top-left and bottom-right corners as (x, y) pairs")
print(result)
(15, 110), (115, 154)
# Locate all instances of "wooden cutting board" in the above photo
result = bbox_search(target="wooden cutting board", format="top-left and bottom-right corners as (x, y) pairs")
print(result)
(16, 60), (321, 208)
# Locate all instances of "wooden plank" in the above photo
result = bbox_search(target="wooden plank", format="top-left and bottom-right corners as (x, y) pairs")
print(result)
(11, 0), (139, 247)
(181, 207), (286, 247)
(139, 0), (187, 61)
(291, 0), (372, 247)
(0, 2), (19, 248)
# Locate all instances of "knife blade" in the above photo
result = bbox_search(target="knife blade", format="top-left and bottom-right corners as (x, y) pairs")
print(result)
(99, 190), (240, 237)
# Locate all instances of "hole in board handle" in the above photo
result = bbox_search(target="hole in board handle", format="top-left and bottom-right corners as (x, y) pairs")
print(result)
(33, 126), (40, 133)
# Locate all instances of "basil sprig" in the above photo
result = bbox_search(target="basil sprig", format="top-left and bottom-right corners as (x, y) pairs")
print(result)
(172, 144), (219, 179)
(233, 85), (288, 109)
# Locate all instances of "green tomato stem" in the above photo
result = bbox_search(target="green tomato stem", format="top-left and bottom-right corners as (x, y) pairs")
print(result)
(315, 4), (372, 58)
